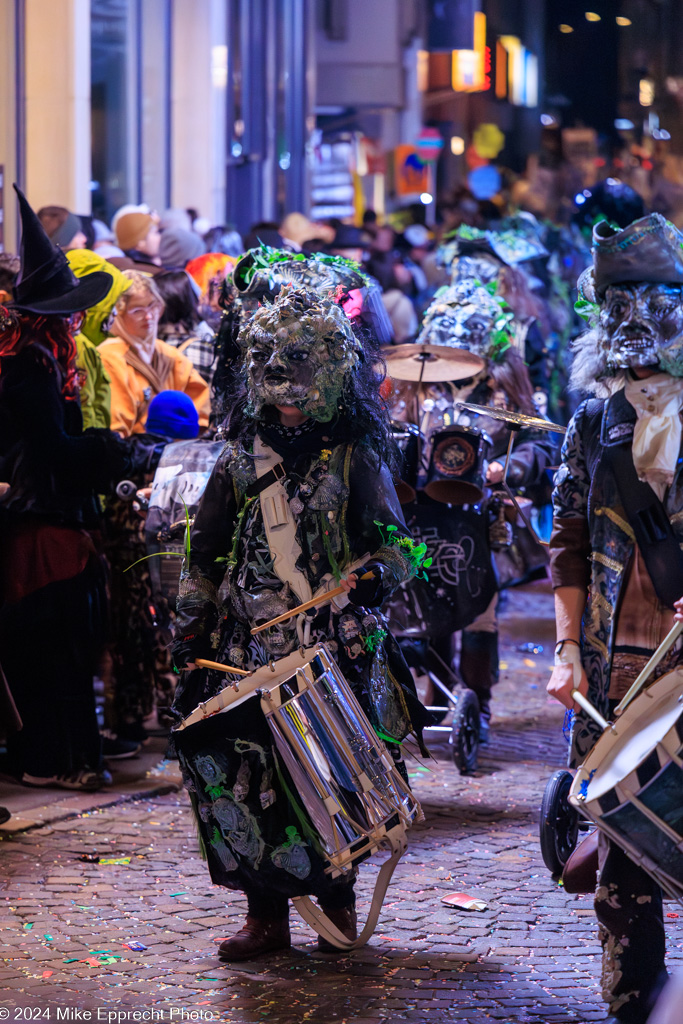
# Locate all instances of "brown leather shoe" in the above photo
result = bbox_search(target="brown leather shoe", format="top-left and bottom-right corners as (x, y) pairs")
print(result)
(218, 915), (291, 961)
(317, 905), (358, 952)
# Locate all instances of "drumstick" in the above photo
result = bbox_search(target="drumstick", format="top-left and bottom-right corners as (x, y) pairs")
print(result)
(250, 571), (375, 635)
(195, 658), (250, 677)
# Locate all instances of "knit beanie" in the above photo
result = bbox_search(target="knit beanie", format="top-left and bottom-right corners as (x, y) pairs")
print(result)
(146, 390), (200, 439)
(159, 228), (205, 269)
(115, 212), (154, 252)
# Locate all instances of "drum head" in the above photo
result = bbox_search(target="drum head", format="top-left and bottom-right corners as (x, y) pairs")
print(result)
(572, 667), (683, 803)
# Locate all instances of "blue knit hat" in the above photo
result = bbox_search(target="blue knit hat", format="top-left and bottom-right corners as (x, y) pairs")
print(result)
(146, 390), (200, 439)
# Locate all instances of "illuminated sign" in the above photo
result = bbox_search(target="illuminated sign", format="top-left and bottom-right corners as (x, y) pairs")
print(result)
(498, 35), (538, 107)
(452, 12), (490, 93)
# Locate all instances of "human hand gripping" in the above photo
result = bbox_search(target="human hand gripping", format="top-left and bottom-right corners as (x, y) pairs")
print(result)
(547, 639), (589, 712)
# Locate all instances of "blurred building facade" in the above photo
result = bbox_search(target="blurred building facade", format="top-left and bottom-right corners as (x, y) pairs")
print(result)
(0, 0), (543, 248)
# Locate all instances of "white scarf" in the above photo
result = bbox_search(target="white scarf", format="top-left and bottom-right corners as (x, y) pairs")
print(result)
(623, 373), (683, 500)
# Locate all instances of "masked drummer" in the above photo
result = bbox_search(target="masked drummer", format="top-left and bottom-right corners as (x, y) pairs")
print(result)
(170, 284), (430, 961)
(547, 213), (683, 1024)
(391, 279), (557, 741)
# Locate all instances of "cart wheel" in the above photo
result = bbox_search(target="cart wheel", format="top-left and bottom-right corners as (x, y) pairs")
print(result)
(539, 769), (579, 875)
(450, 690), (480, 774)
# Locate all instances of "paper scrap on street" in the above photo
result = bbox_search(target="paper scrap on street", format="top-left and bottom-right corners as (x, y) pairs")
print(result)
(441, 892), (488, 911)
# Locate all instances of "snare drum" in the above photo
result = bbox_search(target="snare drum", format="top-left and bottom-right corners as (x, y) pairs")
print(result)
(424, 426), (492, 505)
(176, 644), (421, 877)
(569, 667), (683, 902)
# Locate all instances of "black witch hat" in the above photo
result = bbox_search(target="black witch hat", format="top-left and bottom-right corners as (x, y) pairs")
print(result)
(10, 184), (112, 315)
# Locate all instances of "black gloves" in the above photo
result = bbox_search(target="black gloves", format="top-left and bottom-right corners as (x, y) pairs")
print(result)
(346, 562), (386, 608)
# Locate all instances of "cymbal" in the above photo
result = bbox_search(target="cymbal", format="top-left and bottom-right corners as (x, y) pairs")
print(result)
(456, 401), (566, 434)
(383, 344), (486, 383)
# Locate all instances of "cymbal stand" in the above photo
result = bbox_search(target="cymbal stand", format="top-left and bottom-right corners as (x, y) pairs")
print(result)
(499, 426), (549, 547)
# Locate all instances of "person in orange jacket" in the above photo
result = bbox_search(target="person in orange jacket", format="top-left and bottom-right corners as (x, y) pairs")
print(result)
(98, 270), (210, 436)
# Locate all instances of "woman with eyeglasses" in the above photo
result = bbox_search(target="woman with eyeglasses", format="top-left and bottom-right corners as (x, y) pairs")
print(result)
(98, 270), (210, 436)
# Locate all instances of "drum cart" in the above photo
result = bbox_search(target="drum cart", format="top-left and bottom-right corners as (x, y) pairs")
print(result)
(396, 628), (481, 775)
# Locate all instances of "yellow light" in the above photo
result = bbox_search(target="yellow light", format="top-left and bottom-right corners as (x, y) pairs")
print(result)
(417, 50), (429, 93)
(585, 12), (601, 22)
(616, 17), (632, 27)
(450, 136), (465, 156)
(640, 79), (655, 107)
(452, 12), (488, 93)
(499, 35), (523, 106)
(452, 50), (478, 91)
(559, 24), (574, 33)
(473, 11), (487, 90)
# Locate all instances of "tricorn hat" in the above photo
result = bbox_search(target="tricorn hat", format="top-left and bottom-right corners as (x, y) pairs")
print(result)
(578, 213), (683, 301)
(10, 184), (112, 315)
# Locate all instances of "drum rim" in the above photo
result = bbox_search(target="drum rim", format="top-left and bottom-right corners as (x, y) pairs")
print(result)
(569, 666), (683, 805)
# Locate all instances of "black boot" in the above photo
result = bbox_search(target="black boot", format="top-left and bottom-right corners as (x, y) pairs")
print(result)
(459, 630), (499, 743)
(218, 915), (291, 961)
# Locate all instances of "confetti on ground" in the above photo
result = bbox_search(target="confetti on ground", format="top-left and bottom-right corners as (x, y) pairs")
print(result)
(99, 857), (131, 865)
(169, 891), (189, 897)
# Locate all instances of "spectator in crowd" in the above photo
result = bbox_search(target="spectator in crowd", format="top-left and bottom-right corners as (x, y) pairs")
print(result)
(328, 224), (368, 263)
(202, 225), (243, 258)
(110, 211), (162, 275)
(159, 228), (205, 270)
(155, 270), (216, 385)
(362, 208), (379, 240)
(185, 252), (236, 332)
(0, 186), (131, 791)
(67, 250), (133, 431)
(159, 208), (192, 233)
(279, 212), (317, 250)
(98, 270), (209, 436)
(92, 219), (124, 259)
(37, 205), (87, 250)
(243, 221), (283, 250)
(101, 391), (198, 746)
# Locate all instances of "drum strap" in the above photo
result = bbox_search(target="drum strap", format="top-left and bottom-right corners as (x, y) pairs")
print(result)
(291, 838), (406, 950)
(602, 443), (683, 609)
(253, 436), (312, 606)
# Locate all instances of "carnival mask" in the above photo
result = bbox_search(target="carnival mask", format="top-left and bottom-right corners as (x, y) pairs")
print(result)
(240, 286), (361, 421)
(598, 282), (683, 374)
(418, 280), (513, 364)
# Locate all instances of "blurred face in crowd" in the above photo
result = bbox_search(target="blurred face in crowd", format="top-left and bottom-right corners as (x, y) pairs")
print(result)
(137, 223), (162, 259)
(119, 288), (163, 346)
(65, 230), (87, 250)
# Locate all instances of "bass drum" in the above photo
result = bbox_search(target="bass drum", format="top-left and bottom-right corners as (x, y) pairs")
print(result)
(388, 495), (497, 638)
(145, 436), (225, 605)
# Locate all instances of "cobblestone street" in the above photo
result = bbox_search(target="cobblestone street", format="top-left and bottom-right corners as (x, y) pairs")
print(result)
(1, 580), (682, 1023)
